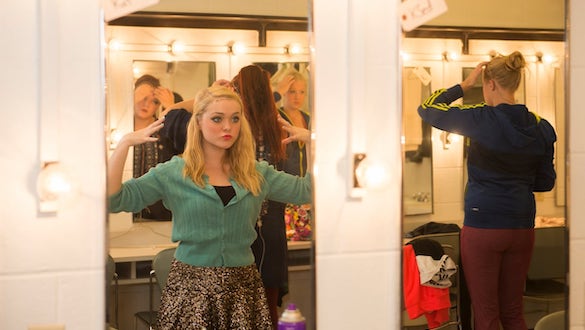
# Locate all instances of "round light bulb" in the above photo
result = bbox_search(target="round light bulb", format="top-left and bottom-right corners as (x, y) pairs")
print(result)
(229, 42), (246, 55)
(37, 162), (72, 202)
(355, 158), (391, 190)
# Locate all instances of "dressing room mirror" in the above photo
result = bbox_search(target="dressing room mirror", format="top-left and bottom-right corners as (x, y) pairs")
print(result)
(402, 66), (433, 215)
(401, 31), (567, 328)
(104, 2), (314, 329)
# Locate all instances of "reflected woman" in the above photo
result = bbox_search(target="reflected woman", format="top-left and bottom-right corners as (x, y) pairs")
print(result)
(277, 70), (313, 241)
(108, 86), (311, 329)
(132, 74), (178, 220)
(159, 65), (303, 328)
(418, 51), (556, 330)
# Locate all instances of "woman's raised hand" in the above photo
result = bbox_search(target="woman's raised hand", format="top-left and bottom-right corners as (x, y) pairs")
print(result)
(278, 116), (311, 144)
(121, 116), (165, 147)
(461, 61), (488, 92)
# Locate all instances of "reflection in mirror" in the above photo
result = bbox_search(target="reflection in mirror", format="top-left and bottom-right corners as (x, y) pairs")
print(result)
(461, 64), (527, 191)
(401, 36), (567, 329)
(131, 60), (216, 222)
(132, 60), (216, 105)
(402, 67), (433, 215)
(256, 61), (311, 110)
(105, 12), (314, 330)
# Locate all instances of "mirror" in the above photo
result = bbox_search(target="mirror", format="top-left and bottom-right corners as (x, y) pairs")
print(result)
(132, 60), (216, 104)
(401, 34), (567, 329)
(104, 4), (314, 330)
(402, 66), (433, 215)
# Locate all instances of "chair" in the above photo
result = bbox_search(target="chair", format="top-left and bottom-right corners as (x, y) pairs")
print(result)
(106, 254), (119, 329)
(523, 227), (566, 314)
(403, 232), (462, 330)
(534, 310), (565, 330)
(134, 247), (176, 330)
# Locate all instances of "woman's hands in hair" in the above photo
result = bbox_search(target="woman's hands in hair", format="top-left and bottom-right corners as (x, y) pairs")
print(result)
(278, 116), (311, 144)
(461, 61), (488, 92)
(154, 87), (175, 109)
(275, 74), (295, 98)
(212, 79), (233, 89)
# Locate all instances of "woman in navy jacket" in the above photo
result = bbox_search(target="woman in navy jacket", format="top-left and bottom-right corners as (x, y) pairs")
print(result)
(418, 51), (556, 330)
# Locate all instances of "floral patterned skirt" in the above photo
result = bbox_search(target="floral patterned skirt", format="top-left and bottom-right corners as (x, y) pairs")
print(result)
(155, 260), (272, 330)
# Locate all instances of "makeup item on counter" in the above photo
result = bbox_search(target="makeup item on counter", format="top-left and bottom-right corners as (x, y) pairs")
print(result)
(278, 303), (306, 330)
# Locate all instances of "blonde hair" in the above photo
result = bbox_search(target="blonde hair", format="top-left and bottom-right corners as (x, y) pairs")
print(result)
(182, 86), (263, 195)
(284, 69), (307, 86)
(483, 51), (526, 92)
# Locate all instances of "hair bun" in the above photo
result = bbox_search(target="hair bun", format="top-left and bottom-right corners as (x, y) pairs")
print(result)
(505, 51), (526, 71)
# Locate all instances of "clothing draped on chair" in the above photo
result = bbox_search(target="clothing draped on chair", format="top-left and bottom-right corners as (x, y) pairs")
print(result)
(403, 238), (457, 328)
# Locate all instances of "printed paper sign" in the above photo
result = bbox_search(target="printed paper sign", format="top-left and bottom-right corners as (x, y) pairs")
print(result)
(400, 0), (448, 32)
(104, 0), (160, 22)
(413, 66), (432, 86)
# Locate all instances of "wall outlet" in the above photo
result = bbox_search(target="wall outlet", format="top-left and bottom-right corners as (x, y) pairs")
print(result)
(28, 325), (65, 330)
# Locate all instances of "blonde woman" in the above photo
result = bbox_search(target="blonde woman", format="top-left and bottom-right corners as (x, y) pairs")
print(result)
(418, 51), (556, 330)
(277, 70), (313, 242)
(108, 86), (311, 329)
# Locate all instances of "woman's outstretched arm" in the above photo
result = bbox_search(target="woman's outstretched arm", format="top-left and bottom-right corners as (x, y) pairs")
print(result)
(108, 117), (165, 195)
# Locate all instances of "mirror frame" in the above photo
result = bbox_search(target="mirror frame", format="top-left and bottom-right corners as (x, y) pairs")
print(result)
(109, 12), (309, 46)
(106, 11), (316, 329)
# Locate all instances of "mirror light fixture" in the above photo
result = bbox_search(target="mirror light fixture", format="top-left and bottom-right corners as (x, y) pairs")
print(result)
(37, 162), (73, 213)
(169, 41), (185, 55)
(489, 50), (500, 59)
(353, 154), (392, 193)
(286, 43), (303, 55)
(442, 51), (459, 62)
(440, 131), (461, 150)
(440, 131), (451, 150)
(534, 51), (556, 64)
(109, 128), (124, 149)
(228, 41), (246, 55)
(108, 38), (122, 51)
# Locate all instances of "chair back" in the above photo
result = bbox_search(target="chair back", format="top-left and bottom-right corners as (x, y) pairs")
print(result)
(106, 254), (118, 328)
(407, 232), (460, 264)
(528, 226), (566, 280)
(534, 310), (565, 330)
(153, 247), (176, 291)
(106, 254), (116, 284)
(402, 231), (461, 329)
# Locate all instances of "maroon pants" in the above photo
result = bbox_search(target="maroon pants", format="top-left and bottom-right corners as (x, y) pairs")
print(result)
(461, 226), (534, 330)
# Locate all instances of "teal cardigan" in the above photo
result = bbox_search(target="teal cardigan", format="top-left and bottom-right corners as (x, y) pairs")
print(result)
(109, 156), (312, 267)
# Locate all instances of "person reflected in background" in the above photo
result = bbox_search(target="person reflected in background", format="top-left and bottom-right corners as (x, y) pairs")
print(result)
(159, 65), (304, 328)
(108, 86), (311, 329)
(277, 69), (313, 241)
(417, 51), (556, 330)
(132, 74), (180, 220)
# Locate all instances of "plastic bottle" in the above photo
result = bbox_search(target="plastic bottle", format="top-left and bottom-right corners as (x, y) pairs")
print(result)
(277, 303), (306, 330)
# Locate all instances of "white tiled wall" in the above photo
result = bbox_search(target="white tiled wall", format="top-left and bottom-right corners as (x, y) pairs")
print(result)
(0, 0), (106, 329)
(569, 2), (585, 328)
(312, 0), (403, 328)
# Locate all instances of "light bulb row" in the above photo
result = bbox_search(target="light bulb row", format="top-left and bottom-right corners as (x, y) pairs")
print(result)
(108, 39), (307, 56)
(401, 50), (559, 63)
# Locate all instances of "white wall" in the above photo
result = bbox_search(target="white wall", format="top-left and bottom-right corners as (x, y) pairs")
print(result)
(312, 0), (402, 328)
(568, 2), (585, 328)
(2, 0), (585, 329)
(0, 0), (105, 329)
